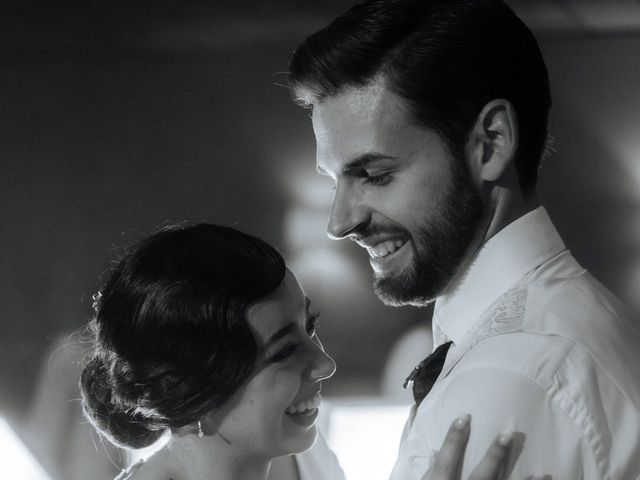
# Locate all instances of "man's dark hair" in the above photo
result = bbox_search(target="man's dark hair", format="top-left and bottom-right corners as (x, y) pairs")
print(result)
(289, 0), (552, 193)
(80, 223), (286, 449)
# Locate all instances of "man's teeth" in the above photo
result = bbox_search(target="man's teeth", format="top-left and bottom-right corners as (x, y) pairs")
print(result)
(285, 393), (322, 415)
(368, 239), (405, 259)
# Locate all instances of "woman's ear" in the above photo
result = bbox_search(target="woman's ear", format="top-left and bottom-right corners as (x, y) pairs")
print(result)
(467, 99), (519, 183)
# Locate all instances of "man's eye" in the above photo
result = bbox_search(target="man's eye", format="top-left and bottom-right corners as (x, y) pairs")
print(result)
(270, 344), (299, 363)
(365, 173), (392, 186)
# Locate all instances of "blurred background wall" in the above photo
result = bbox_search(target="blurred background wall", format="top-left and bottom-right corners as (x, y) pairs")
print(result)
(1, 0), (639, 478)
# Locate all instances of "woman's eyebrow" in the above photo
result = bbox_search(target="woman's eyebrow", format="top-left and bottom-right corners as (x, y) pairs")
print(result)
(265, 298), (313, 349)
(264, 324), (297, 350)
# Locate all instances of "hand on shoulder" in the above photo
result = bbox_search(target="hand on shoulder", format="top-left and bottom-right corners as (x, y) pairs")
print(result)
(423, 415), (549, 480)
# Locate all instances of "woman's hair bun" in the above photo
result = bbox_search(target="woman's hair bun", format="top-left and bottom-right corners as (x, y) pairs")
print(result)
(79, 353), (165, 449)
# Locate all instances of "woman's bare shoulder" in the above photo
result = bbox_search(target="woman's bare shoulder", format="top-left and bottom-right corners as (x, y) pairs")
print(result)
(115, 453), (179, 480)
(114, 459), (144, 480)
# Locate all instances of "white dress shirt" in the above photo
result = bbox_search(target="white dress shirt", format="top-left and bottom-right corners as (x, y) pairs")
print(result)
(389, 207), (640, 480)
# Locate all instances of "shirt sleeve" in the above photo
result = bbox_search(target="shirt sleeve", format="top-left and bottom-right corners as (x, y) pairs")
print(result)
(413, 365), (599, 479)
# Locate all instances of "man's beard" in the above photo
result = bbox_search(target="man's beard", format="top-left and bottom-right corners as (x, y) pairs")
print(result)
(373, 158), (484, 307)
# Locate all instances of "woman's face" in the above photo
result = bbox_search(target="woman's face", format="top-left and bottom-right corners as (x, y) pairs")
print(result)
(204, 268), (336, 459)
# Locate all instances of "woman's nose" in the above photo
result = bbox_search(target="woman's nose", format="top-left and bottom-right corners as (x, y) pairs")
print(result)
(307, 345), (336, 381)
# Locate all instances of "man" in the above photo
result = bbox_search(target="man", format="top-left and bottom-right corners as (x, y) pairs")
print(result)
(288, 0), (640, 478)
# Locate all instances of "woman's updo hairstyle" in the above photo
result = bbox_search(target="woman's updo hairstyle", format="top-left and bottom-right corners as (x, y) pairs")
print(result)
(79, 223), (286, 449)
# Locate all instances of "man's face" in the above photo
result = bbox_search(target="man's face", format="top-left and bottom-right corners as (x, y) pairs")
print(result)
(311, 82), (484, 306)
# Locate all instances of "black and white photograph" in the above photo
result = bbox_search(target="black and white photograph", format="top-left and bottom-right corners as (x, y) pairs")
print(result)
(1, 1), (640, 479)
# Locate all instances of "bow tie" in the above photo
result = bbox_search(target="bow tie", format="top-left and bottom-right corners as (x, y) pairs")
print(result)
(403, 341), (453, 406)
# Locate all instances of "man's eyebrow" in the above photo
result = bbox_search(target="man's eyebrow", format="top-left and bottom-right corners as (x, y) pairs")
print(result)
(316, 163), (329, 176)
(316, 153), (397, 177)
(264, 324), (296, 350)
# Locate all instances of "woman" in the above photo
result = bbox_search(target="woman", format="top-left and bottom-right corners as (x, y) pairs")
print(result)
(79, 223), (531, 480)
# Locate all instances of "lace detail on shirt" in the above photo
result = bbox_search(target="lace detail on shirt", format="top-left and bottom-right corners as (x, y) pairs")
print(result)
(468, 285), (528, 349)
(441, 285), (528, 378)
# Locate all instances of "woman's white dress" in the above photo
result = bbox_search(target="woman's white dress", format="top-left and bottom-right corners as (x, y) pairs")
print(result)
(114, 431), (345, 480)
(296, 431), (346, 480)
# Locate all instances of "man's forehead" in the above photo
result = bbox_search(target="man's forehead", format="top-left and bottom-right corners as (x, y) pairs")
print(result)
(312, 81), (413, 167)
(311, 79), (392, 126)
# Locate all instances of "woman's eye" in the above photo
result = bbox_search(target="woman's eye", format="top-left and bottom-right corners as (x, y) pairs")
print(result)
(306, 311), (321, 337)
(270, 344), (299, 363)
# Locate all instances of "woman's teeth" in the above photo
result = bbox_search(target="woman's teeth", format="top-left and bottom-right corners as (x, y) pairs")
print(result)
(368, 239), (405, 259)
(285, 392), (322, 415)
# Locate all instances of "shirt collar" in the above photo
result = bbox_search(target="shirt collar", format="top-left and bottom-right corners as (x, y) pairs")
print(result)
(433, 206), (566, 346)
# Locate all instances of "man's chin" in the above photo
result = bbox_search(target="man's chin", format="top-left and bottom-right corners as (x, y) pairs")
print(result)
(373, 274), (437, 307)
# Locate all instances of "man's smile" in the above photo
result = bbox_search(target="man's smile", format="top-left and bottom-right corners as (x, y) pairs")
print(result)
(367, 239), (407, 259)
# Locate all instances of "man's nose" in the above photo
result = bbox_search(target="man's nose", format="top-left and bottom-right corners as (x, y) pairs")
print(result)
(326, 183), (369, 240)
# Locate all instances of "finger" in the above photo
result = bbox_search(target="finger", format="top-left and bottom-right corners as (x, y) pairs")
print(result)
(467, 433), (512, 480)
(428, 414), (471, 478)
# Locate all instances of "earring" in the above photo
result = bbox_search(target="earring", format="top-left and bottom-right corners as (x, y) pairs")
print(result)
(197, 420), (204, 438)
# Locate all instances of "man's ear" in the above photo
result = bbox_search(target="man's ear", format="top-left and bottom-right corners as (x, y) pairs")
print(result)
(467, 99), (519, 183)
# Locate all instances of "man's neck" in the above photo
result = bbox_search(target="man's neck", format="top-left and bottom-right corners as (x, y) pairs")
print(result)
(484, 186), (540, 243)
(441, 186), (540, 300)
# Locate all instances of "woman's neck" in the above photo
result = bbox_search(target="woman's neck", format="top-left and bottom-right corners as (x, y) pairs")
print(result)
(156, 433), (272, 480)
